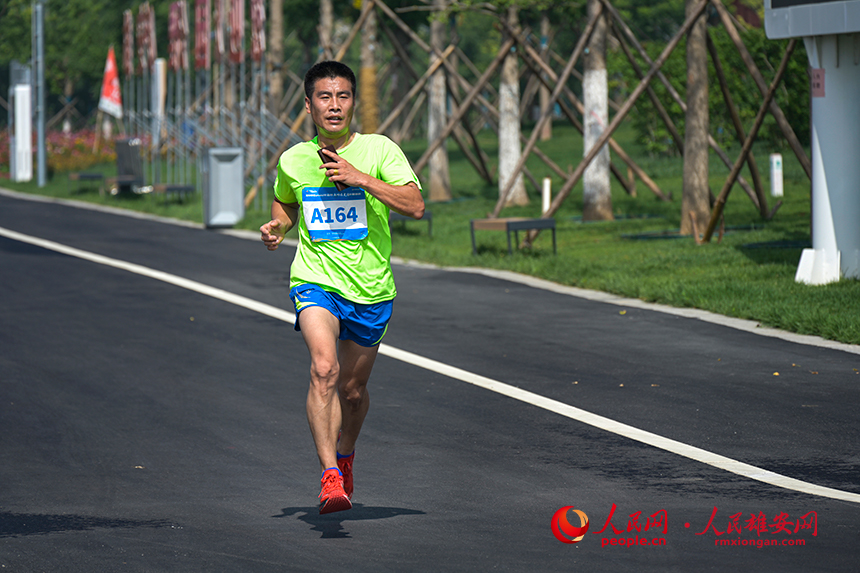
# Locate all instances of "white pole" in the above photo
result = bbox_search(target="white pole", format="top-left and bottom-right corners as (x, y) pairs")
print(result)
(542, 176), (552, 215)
(13, 85), (32, 182)
(769, 153), (783, 197)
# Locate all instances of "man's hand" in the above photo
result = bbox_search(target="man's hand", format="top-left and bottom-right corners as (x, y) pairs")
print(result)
(319, 147), (424, 219)
(319, 147), (364, 190)
(260, 219), (287, 251)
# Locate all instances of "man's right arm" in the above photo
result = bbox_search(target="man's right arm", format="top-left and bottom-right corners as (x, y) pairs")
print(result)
(260, 198), (299, 251)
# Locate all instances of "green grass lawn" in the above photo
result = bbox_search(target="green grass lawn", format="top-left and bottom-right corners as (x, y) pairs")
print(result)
(4, 121), (859, 345)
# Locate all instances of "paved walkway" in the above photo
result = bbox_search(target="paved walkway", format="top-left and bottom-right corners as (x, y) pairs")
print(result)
(1, 189), (858, 571)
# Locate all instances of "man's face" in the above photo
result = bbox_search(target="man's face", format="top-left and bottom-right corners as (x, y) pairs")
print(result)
(305, 76), (354, 140)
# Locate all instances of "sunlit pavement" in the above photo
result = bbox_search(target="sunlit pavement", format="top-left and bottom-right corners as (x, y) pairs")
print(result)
(1, 189), (858, 571)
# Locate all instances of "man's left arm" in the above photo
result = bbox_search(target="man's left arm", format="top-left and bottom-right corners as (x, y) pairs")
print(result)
(320, 148), (425, 220)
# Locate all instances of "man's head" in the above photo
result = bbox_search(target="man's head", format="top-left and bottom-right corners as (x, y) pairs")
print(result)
(304, 61), (357, 142)
(304, 61), (356, 100)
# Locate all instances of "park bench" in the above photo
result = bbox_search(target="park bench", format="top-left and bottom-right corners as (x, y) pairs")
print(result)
(152, 183), (196, 203)
(389, 210), (432, 237)
(470, 217), (557, 255)
(67, 171), (104, 194)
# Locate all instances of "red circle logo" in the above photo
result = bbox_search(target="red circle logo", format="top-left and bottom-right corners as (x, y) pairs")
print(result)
(551, 506), (590, 544)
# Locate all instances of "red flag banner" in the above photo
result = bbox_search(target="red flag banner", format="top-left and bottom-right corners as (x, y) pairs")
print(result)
(229, 0), (244, 64)
(250, 0), (265, 63)
(123, 10), (135, 76)
(147, 4), (157, 67)
(136, 2), (157, 73)
(167, 1), (190, 72)
(136, 3), (148, 74)
(169, 3), (180, 71)
(214, 0), (225, 63)
(195, 0), (211, 70)
(179, 1), (189, 71)
(98, 46), (123, 118)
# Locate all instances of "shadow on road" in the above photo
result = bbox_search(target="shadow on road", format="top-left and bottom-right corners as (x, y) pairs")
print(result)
(0, 510), (173, 538)
(273, 504), (425, 538)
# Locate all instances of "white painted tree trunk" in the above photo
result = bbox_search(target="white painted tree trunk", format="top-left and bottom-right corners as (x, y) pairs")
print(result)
(582, 0), (612, 220)
(498, 6), (528, 207)
(427, 0), (451, 201)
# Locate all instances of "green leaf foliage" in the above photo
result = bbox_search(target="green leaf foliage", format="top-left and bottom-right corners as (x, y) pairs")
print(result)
(607, 24), (809, 156)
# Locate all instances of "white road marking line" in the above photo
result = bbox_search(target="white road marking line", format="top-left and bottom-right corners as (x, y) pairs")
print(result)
(5, 187), (858, 356)
(3, 225), (859, 505)
(0, 227), (295, 326)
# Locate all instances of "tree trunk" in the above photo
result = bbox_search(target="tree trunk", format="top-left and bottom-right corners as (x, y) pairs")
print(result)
(319, 0), (334, 60)
(427, 0), (451, 201)
(681, 0), (710, 236)
(498, 6), (528, 207)
(582, 0), (612, 221)
(393, 27), (413, 134)
(359, 1), (379, 134)
(539, 12), (552, 142)
(268, 0), (283, 113)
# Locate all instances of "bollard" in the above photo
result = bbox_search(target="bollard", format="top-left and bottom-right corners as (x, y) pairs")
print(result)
(542, 177), (552, 215)
(770, 153), (783, 197)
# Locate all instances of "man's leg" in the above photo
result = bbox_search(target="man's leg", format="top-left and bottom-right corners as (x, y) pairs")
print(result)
(335, 339), (379, 500)
(336, 339), (379, 456)
(299, 306), (343, 473)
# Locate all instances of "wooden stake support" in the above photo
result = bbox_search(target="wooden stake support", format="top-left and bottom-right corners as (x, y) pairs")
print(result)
(706, 30), (768, 216)
(602, 0), (759, 205)
(711, 0), (811, 180)
(702, 39), (797, 243)
(509, 24), (667, 200)
(523, 0), (710, 246)
(491, 4), (604, 217)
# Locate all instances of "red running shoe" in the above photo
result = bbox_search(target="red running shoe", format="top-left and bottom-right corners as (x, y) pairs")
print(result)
(318, 468), (352, 514)
(337, 452), (354, 499)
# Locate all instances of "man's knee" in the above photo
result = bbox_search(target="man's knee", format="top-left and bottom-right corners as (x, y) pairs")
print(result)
(339, 377), (368, 407)
(309, 357), (340, 389)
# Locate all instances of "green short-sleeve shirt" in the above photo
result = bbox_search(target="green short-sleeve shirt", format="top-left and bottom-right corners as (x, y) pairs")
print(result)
(273, 133), (421, 304)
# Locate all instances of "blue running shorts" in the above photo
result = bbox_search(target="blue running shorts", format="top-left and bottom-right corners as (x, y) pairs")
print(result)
(290, 284), (393, 347)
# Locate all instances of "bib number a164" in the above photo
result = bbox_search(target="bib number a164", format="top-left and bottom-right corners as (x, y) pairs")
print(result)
(309, 206), (359, 225)
(302, 186), (368, 242)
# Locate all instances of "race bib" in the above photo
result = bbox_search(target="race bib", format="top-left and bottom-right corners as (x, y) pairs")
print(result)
(302, 186), (368, 242)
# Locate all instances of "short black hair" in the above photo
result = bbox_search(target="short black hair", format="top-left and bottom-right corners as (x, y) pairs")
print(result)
(304, 61), (357, 100)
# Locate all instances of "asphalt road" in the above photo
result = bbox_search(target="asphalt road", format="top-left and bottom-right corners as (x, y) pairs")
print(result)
(1, 189), (859, 572)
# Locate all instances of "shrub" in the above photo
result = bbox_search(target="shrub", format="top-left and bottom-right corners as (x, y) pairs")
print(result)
(0, 128), (117, 179)
(46, 129), (116, 173)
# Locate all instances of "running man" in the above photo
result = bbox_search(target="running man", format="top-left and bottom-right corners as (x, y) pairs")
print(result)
(260, 61), (424, 514)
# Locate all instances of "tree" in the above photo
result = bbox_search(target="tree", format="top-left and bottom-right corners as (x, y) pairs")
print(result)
(0, 0), (124, 120)
(610, 0), (686, 42)
(538, 11), (552, 141)
(319, 0), (334, 60)
(681, 0), (709, 236)
(582, 0), (612, 221)
(498, 5), (527, 207)
(282, 0), (322, 71)
(359, 0), (378, 133)
(268, 0), (284, 113)
(427, 0), (452, 201)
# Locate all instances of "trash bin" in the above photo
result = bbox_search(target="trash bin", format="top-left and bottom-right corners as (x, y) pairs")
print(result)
(202, 147), (244, 228)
